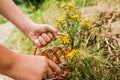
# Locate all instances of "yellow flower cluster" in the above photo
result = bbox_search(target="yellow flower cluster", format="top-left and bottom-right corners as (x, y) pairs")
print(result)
(62, 35), (70, 44)
(71, 14), (79, 19)
(67, 1), (75, 8)
(67, 49), (79, 58)
(63, 10), (70, 15)
(60, 1), (75, 8)
(57, 16), (65, 23)
(81, 17), (93, 28)
(60, 3), (66, 8)
(59, 1), (81, 20)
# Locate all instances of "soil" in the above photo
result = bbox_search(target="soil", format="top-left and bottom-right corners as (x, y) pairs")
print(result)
(0, 22), (14, 44)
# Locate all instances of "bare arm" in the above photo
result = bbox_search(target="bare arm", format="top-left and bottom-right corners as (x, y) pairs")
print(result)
(0, 0), (34, 35)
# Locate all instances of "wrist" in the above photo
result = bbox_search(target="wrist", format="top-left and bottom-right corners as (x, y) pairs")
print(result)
(22, 22), (36, 37)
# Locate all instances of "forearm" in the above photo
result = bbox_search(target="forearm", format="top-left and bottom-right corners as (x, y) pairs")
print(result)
(0, 0), (34, 36)
(0, 44), (16, 74)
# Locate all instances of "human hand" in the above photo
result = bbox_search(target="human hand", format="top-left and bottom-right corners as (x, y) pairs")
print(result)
(8, 54), (61, 80)
(27, 24), (58, 47)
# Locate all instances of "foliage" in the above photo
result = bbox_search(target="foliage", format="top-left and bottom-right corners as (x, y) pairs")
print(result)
(57, 1), (95, 50)
(30, 0), (61, 26)
(56, 1), (120, 80)
(0, 16), (7, 24)
(21, 0), (45, 11)
(13, 0), (46, 11)
(56, 0), (95, 8)
(73, 0), (95, 7)
(13, 0), (22, 5)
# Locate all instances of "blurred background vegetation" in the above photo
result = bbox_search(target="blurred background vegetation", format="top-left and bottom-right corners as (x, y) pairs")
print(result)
(7, 0), (98, 54)
(0, 0), (119, 80)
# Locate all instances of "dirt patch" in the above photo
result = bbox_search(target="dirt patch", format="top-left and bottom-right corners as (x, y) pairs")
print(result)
(0, 22), (15, 44)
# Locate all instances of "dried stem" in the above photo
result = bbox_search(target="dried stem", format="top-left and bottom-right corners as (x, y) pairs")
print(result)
(108, 13), (116, 28)
(105, 37), (113, 60)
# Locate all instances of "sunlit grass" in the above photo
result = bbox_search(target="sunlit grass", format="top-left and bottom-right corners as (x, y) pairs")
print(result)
(5, 28), (34, 54)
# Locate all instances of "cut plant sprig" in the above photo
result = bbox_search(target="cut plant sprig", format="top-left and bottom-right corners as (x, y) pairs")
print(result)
(58, 32), (68, 36)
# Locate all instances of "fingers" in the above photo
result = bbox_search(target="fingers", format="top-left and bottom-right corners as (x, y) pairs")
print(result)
(47, 32), (55, 41)
(29, 24), (58, 47)
(38, 36), (47, 46)
(45, 25), (58, 40)
(42, 59), (61, 79)
(34, 33), (52, 47)
(42, 64), (54, 80)
(41, 33), (51, 43)
(48, 59), (61, 74)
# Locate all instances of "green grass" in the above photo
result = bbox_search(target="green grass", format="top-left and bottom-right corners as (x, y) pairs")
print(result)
(5, 28), (34, 54)
(76, 49), (120, 80)
(19, 5), (33, 14)
(74, 0), (95, 7)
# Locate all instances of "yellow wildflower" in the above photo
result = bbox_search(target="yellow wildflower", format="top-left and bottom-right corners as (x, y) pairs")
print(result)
(67, 49), (79, 58)
(63, 10), (70, 15)
(68, 49), (76, 58)
(71, 14), (79, 19)
(62, 35), (70, 43)
(60, 3), (66, 8)
(81, 17), (91, 27)
(57, 16), (65, 23)
(67, 1), (75, 7)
